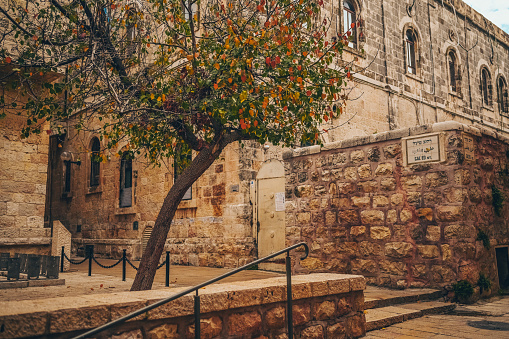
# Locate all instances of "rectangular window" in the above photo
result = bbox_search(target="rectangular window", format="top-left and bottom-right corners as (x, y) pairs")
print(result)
(63, 161), (71, 193)
(174, 153), (192, 200)
(119, 158), (133, 208)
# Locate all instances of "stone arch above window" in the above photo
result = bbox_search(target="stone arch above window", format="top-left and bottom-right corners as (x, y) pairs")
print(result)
(404, 28), (418, 75)
(480, 67), (493, 107)
(90, 137), (101, 187)
(497, 75), (509, 114)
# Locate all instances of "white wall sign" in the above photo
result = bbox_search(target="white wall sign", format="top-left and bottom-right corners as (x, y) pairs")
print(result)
(403, 133), (445, 166)
(275, 192), (285, 212)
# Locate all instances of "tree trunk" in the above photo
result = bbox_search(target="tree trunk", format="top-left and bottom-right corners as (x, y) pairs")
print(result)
(130, 135), (238, 291)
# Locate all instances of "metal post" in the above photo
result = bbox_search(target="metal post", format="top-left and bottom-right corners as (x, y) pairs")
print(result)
(165, 251), (170, 287)
(60, 246), (65, 273)
(286, 252), (293, 339)
(194, 291), (201, 339)
(87, 245), (94, 277)
(122, 249), (127, 282)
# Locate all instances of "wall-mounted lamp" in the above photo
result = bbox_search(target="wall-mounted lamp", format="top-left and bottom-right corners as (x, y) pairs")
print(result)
(60, 151), (81, 166)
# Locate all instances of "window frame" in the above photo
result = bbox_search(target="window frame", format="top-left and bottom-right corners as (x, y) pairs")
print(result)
(174, 152), (192, 201)
(497, 76), (509, 114)
(89, 137), (101, 187)
(481, 67), (493, 107)
(343, 0), (357, 49)
(119, 155), (133, 208)
(448, 50), (459, 93)
(405, 29), (418, 75)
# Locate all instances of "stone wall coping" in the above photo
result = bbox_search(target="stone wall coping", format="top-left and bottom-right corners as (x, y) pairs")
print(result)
(282, 121), (509, 159)
(0, 273), (365, 338)
(72, 238), (141, 245)
(0, 237), (51, 246)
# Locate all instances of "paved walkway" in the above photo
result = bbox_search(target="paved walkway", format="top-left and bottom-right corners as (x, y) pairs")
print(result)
(365, 296), (509, 338)
(0, 257), (283, 301)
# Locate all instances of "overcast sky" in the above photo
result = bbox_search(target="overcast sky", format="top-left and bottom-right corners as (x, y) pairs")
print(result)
(463, 0), (509, 33)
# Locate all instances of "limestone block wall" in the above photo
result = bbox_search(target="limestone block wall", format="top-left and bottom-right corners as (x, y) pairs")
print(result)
(165, 140), (261, 268)
(317, 0), (509, 142)
(285, 122), (509, 291)
(0, 273), (366, 339)
(0, 112), (51, 255)
(50, 124), (258, 265)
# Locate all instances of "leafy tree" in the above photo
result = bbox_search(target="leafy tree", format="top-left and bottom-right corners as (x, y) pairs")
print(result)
(0, 0), (351, 290)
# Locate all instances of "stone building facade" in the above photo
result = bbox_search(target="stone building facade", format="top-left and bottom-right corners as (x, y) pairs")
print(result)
(285, 122), (509, 291)
(47, 122), (262, 265)
(3, 0), (509, 290)
(318, 0), (509, 142)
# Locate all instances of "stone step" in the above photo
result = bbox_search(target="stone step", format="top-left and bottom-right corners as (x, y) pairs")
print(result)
(365, 301), (456, 332)
(364, 286), (442, 309)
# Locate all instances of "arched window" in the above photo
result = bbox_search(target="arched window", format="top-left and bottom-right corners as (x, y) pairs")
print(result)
(481, 68), (492, 107)
(448, 50), (459, 93)
(498, 77), (509, 113)
(90, 137), (101, 187)
(119, 155), (133, 208)
(343, 1), (357, 48)
(174, 151), (192, 200)
(405, 29), (417, 74)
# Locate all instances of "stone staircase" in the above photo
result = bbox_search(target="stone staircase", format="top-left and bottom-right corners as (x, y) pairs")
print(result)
(364, 286), (456, 332)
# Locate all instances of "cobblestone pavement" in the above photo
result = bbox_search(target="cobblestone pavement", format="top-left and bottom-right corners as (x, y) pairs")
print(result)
(0, 258), (283, 301)
(365, 296), (509, 338)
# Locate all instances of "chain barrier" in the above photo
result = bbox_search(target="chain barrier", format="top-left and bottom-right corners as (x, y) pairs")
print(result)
(126, 257), (139, 271)
(60, 246), (171, 286)
(92, 255), (123, 269)
(157, 260), (167, 270)
(63, 252), (89, 265)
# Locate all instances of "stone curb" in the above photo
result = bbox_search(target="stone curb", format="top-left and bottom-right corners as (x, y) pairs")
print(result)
(282, 121), (509, 159)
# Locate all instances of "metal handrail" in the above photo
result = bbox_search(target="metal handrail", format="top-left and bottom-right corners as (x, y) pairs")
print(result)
(72, 242), (309, 339)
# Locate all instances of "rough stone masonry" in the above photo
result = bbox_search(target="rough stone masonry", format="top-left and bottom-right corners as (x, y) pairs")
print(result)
(285, 122), (509, 293)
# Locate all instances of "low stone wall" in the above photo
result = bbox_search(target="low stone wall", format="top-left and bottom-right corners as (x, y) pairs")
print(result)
(0, 273), (365, 339)
(0, 227), (51, 256)
(284, 122), (509, 292)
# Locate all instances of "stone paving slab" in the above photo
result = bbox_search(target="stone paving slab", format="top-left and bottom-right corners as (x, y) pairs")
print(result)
(365, 310), (509, 338)
(364, 286), (442, 309)
(366, 302), (456, 331)
(0, 261), (284, 302)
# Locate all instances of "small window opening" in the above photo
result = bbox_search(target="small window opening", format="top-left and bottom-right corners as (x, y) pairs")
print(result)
(90, 137), (101, 187)
(174, 152), (192, 200)
(343, 1), (357, 49)
(405, 29), (417, 74)
(498, 77), (509, 113)
(448, 51), (458, 93)
(481, 68), (493, 107)
(119, 155), (133, 208)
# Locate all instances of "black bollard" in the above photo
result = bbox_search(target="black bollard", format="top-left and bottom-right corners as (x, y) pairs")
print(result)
(60, 246), (65, 272)
(165, 251), (170, 287)
(86, 245), (94, 276)
(122, 249), (127, 282)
